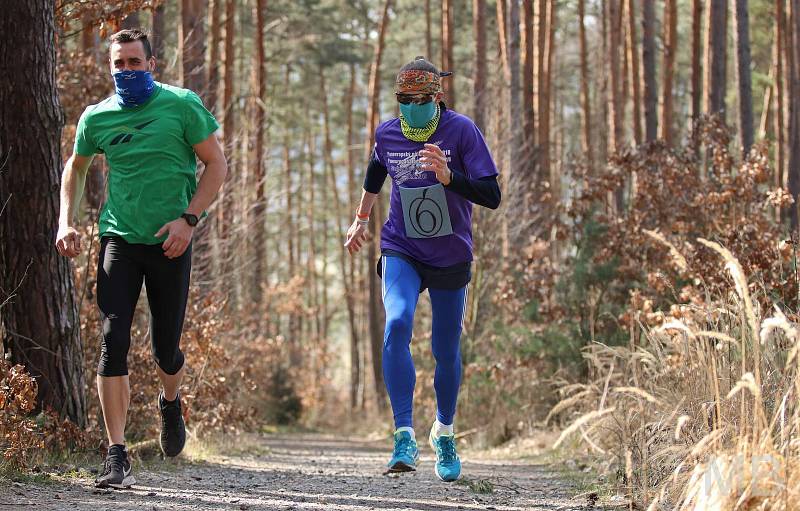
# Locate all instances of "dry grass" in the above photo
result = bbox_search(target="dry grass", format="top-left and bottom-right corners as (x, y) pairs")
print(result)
(551, 238), (800, 510)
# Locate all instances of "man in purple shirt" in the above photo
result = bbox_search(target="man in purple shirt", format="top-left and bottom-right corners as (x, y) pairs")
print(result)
(345, 57), (500, 482)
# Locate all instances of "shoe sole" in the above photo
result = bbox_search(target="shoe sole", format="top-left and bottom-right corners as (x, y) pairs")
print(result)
(109, 475), (136, 489)
(388, 461), (417, 473)
(95, 475), (136, 489)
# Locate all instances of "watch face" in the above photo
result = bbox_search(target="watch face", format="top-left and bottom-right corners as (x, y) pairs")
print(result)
(183, 214), (198, 226)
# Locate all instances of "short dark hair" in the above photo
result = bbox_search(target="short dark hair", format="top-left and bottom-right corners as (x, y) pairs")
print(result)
(109, 29), (153, 59)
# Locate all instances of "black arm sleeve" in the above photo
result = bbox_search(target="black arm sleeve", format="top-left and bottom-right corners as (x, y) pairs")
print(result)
(445, 173), (502, 209)
(363, 157), (388, 194)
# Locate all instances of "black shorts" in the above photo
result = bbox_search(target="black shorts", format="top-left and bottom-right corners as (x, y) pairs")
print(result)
(96, 236), (191, 377)
(377, 249), (471, 293)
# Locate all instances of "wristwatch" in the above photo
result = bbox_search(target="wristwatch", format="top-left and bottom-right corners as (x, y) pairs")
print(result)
(181, 213), (199, 227)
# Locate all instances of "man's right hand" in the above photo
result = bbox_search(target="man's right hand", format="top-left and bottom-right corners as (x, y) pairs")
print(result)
(344, 220), (369, 255)
(56, 225), (82, 258)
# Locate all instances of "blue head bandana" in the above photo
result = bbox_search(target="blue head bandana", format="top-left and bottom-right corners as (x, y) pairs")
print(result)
(113, 70), (156, 107)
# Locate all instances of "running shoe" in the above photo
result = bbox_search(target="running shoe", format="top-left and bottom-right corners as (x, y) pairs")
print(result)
(387, 430), (419, 472)
(158, 392), (186, 457)
(428, 428), (461, 481)
(95, 444), (135, 488)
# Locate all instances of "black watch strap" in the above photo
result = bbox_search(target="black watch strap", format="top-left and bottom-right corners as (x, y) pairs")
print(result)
(181, 213), (199, 226)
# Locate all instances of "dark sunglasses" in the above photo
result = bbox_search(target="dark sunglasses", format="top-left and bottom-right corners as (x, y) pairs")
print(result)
(396, 93), (434, 105)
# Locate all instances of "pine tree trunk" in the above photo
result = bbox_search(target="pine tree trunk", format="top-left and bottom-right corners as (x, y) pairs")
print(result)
(776, 0), (786, 194)
(627, 0), (642, 145)
(151, 3), (166, 65)
(579, 0), (594, 165)
(0, 0), (87, 426)
(642, 0), (658, 142)
(691, 0), (703, 126)
(788, 0), (800, 230)
(734, 0), (754, 155)
(522, 0), (535, 162)
(510, 0), (522, 181)
(218, 0), (236, 244)
(441, 0), (455, 108)
(609, 0), (624, 152)
(207, 0), (223, 115)
(180, 0), (207, 96)
(366, 0), (393, 411)
(252, 0), (267, 303)
(661, 0), (677, 144)
(426, 0), (433, 60)
(473, 0), (487, 131)
(546, 0), (557, 202)
(537, 0), (550, 181)
(321, 68), (362, 409)
(497, 0), (510, 81)
(705, 0), (728, 119)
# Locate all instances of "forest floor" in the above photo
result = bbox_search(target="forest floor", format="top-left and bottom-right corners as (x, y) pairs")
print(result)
(0, 431), (615, 510)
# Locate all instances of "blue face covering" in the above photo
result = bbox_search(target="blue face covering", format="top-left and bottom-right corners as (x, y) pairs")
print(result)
(400, 101), (437, 128)
(113, 70), (156, 107)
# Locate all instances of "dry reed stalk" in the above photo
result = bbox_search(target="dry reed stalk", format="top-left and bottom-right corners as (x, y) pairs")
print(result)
(553, 407), (616, 449)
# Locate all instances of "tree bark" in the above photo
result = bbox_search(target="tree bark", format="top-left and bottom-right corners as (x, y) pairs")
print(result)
(642, 0), (658, 142)
(661, 0), (677, 144)
(775, 0), (786, 193)
(252, 0), (267, 303)
(497, 0), (510, 82)
(426, 0), (433, 60)
(510, 0), (522, 177)
(626, 0), (642, 145)
(609, 0), (624, 152)
(734, 0), (754, 155)
(180, 0), (207, 96)
(788, 0), (800, 230)
(537, 0), (550, 179)
(522, 0), (535, 161)
(473, 0), (487, 131)
(0, 0), (87, 426)
(705, 0), (728, 119)
(207, 0), (223, 115)
(691, 0), (703, 127)
(218, 0), (236, 244)
(441, 0), (455, 108)
(579, 0), (594, 165)
(151, 3), (166, 64)
(321, 68), (362, 409)
(366, 0), (393, 411)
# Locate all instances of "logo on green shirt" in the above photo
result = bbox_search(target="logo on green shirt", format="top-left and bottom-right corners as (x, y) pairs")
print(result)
(109, 118), (156, 146)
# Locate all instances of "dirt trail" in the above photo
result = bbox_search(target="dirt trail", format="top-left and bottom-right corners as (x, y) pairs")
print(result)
(1, 433), (593, 510)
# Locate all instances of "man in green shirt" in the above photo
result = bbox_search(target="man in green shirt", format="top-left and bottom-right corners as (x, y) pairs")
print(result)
(55, 29), (227, 489)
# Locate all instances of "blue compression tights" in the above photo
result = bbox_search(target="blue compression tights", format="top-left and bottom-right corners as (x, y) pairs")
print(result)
(381, 255), (468, 429)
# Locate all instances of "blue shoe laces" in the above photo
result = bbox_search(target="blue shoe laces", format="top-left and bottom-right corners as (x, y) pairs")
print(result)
(394, 435), (416, 458)
(437, 435), (457, 462)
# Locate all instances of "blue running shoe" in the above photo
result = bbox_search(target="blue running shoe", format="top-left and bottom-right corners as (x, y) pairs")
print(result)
(387, 430), (419, 472)
(429, 429), (461, 481)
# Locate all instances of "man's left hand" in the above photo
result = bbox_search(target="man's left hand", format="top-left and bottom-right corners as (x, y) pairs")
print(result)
(419, 143), (452, 185)
(155, 218), (194, 258)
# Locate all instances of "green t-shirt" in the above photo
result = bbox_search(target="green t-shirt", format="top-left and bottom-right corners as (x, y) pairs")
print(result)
(74, 82), (219, 245)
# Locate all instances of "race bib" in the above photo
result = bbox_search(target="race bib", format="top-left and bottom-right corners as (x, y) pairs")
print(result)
(398, 183), (453, 239)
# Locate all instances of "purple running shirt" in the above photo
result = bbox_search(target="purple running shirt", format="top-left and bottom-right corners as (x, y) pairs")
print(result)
(372, 108), (498, 267)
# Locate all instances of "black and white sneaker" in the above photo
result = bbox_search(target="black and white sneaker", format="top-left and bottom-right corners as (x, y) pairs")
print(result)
(159, 392), (186, 457)
(95, 444), (135, 488)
